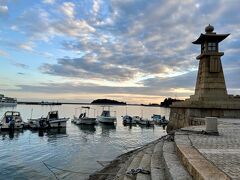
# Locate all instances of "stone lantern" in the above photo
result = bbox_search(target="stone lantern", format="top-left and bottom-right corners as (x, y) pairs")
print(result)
(167, 25), (240, 132)
(191, 24), (230, 101)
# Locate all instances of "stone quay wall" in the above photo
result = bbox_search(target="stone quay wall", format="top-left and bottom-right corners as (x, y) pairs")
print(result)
(167, 105), (240, 132)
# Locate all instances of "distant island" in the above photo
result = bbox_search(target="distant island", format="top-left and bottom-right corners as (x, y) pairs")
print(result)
(160, 98), (183, 107)
(91, 99), (126, 105)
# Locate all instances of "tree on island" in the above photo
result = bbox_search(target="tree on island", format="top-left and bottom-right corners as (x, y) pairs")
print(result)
(160, 97), (183, 107)
(91, 99), (126, 105)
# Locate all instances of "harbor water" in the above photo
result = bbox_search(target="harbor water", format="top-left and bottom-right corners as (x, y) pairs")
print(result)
(0, 104), (169, 179)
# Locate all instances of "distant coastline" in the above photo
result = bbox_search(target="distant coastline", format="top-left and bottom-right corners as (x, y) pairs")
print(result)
(18, 101), (62, 105)
(17, 97), (181, 107)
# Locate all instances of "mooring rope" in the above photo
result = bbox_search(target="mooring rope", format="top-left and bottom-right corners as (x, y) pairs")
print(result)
(42, 136), (167, 179)
(42, 161), (119, 176)
(42, 161), (60, 180)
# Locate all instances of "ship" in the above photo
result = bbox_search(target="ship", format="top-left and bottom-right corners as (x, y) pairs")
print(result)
(0, 94), (17, 106)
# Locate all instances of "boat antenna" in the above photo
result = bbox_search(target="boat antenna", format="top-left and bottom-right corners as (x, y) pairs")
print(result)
(93, 108), (96, 117)
(30, 108), (33, 119)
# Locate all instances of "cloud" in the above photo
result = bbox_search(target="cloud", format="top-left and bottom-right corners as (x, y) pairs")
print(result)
(92, 0), (101, 16)
(60, 2), (75, 19)
(0, 5), (8, 14)
(14, 82), (184, 97)
(42, 0), (55, 4)
(0, 49), (8, 57)
(14, 63), (29, 69)
(40, 56), (137, 81)
(18, 42), (35, 51)
(1, 0), (240, 102)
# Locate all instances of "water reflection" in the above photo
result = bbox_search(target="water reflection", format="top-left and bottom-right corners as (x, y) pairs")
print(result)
(99, 123), (116, 136)
(0, 130), (23, 140)
(123, 124), (137, 129)
(77, 124), (96, 134)
(29, 128), (67, 137)
(138, 124), (155, 129)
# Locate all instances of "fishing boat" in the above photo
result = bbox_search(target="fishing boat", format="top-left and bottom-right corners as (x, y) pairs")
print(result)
(152, 114), (168, 125)
(28, 111), (69, 129)
(0, 111), (24, 130)
(132, 116), (141, 122)
(135, 110), (154, 126)
(28, 116), (47, 129)
(73, 107), (97, 125)
(97, 106), (116, 124)
(46, 111), (69, 128)
(122, 115), (137, 125)
(136, 118), (154, 126)
(152, 114), (162, 122)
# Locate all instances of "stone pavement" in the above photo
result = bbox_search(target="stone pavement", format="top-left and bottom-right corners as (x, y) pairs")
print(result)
(180, 118), (240, 179)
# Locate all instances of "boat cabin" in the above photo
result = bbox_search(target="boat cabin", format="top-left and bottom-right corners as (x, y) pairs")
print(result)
(48, 111), (59, 119)
(101, 110), (110, 117)
(4, 111), (21, 123)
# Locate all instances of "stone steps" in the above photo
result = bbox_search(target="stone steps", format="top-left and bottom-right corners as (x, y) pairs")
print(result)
(136, 146), (154, 180)
(151, 141), (165, 180)
(162, 139), (192, 180)
(114, 152), (136, 180)
(123, 149), (145, 180)
(114, 139), (167, 180)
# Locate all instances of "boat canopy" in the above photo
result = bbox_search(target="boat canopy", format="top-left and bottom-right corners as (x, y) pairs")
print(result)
(48, 111), (59, 119)
(5, 111), (20, 117)
(101, 110), (110, 117)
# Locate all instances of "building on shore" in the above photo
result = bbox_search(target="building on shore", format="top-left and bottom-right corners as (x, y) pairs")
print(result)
(0, 94), (17, 106)
(168, 25), (240, 132)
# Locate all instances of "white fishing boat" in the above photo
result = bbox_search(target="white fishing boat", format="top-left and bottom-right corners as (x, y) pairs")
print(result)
(46, 111), (69, 128)
(122, 115), (137, 125)
(73, 107), (97, 125)
(0, 111), (24, 130)
(97, 106), (116, 124)
(137, 118), (154, 126)
(134, 110), (154, 126)
(28, 111), (69, 129)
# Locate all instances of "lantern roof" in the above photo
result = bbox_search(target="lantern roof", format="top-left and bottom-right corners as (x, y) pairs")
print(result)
(192, 24), (229, 44)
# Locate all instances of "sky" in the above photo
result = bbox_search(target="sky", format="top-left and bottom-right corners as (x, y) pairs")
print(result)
(0, 0), (240, 104)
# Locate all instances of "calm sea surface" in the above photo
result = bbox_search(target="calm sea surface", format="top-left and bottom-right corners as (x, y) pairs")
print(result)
(0, 104), (170, 180)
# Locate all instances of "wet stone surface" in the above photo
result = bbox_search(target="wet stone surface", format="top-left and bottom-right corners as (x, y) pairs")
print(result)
(184, 118), (240, 179)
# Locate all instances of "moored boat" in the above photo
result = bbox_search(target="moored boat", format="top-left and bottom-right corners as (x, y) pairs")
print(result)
(73, 107), (97, 125)
(46, 111), (69, 128)
(28, 117), (48, 129)
(0, 111), (24, 130)
(152, 114), (168, 125)
(122, 115), (137, 125)
(136, 118), (154, 126)
(97, 106), (116, 124)
(28, 111), (69, 129)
